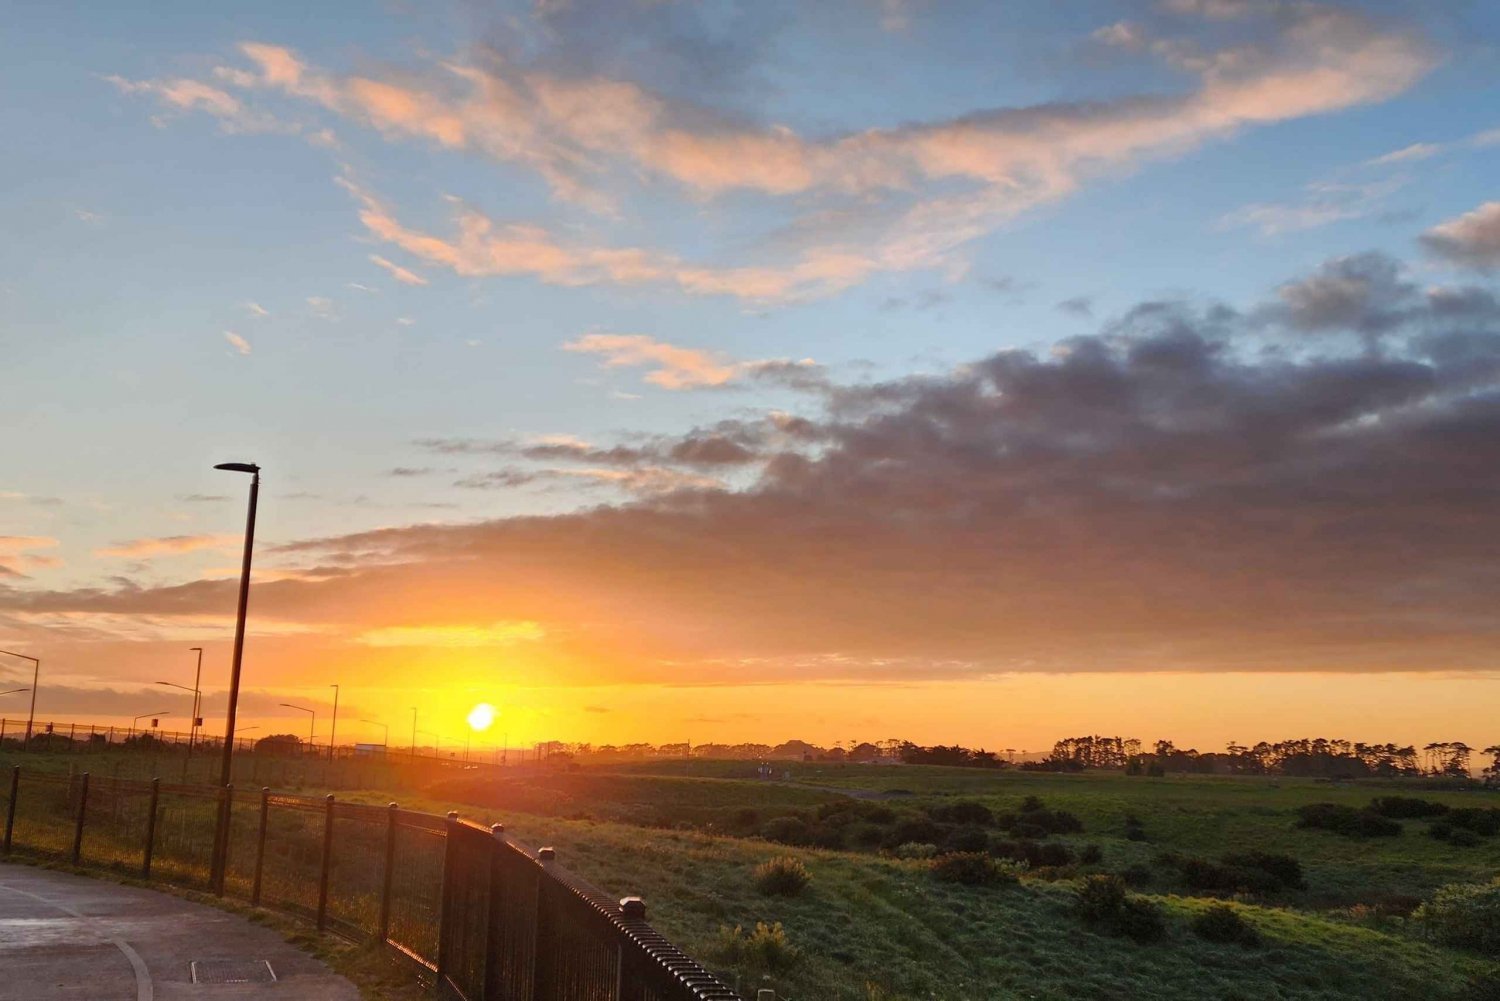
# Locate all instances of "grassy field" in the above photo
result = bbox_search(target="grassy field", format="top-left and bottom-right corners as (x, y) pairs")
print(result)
(374, 761), (1500, 1000)
(7, 748), (1499, 999)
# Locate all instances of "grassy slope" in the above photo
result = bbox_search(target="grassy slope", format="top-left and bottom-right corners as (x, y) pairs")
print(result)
(366, 763), (1500, 1001)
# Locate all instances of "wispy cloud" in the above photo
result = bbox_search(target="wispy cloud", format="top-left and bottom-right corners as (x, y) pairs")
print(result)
(95, 534), (237, 559)
(356, 621), (544, 648)
(0, 536), (61, 577)
(223, 330), (252, 355)
(563, 333), (816, 390)
(368, 254), (428, 286)
(242, 302), (269, 317)
(1422, 201), (1500, 271)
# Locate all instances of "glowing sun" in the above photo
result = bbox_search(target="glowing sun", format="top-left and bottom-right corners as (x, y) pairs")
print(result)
(467, 702), (497, 731)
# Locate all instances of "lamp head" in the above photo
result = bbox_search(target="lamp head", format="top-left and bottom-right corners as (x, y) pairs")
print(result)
(213, 462), (260, 474)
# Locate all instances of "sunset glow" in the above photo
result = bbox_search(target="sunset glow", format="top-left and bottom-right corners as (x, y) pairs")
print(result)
(3, 1), (1500, 757)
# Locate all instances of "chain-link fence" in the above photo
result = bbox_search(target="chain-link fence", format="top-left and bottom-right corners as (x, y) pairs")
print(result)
(0, 765), (739, 1001)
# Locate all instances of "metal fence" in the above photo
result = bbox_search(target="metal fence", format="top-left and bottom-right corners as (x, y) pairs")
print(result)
(0, 765), (740, 1001)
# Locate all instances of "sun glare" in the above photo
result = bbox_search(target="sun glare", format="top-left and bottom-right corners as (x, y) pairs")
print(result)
(467, 702), (497, 731)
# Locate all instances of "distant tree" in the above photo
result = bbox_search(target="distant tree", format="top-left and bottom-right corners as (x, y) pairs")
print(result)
(254, 733), (301, 756)
(1484, 746), (1500, 788)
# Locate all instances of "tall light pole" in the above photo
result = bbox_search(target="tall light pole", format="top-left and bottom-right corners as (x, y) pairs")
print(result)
(156, 681), (198, 755)
(280, 702), (315, 749)
(0, 650), (40, 750)
(359, 719), (389, 747)
(189, 647), (203, 749)
(410, 706), (418, 762)
(214, 461), (259, 790)
(328, 684), (339, 761)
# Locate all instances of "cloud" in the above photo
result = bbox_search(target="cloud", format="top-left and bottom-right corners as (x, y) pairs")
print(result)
(563, 333), (820, 390)
(104, 74), (287, 134)
(1056, 296), (1094, 317)
(15, 248), (1500, 682)
(243, 302), (269, 317)
(223, 330), (252, 355)
(1421, 201), (1500, 271)
(95, 535), (237, 559)
(1222, 177), (1408, 235)
(0, 537), (61, 578)
(122, 4), (1434, 301)
(368, 254), (428, 286)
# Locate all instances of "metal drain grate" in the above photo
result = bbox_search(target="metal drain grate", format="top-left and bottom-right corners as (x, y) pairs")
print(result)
(190, 959), (278, 984)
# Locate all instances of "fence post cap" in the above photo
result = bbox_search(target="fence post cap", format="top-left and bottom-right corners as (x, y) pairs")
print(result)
(619, 896), (646, 918)
(446, 810), (459, 821)
(325, 793), (334, 803)
(388, 801), (399, 810)
(537, 846), (555, 861)
(262, 786), (271, 793)
(490, 822), (505, 835)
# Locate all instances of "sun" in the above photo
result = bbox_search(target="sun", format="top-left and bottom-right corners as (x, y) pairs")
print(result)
(467, 702), (497, 732)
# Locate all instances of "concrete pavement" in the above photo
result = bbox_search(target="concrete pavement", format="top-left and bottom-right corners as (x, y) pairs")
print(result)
(0, 863), (361, 1000)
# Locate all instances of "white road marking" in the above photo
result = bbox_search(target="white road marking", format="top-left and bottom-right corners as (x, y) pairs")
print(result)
(0, 880), (154, 1001)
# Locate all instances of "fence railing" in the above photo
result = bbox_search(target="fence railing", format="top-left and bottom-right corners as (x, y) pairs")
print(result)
(0, 765), (740, 1001)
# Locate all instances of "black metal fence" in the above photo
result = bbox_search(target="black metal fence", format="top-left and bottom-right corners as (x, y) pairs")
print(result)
(0, 765), (740, 1001)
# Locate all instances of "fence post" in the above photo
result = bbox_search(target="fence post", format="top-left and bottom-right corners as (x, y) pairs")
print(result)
(252, 787), (269, 906)
(378, 802), (398, 943)
(316, 794), (334, 931)
(3, 765), (18, 854)
(142, 778), (160, 878)
(530, 847), (557, 1001)
(617, 897), (647, 1001)
(435, 811), (459, 982)
(482, 822), (506, 1001)
(71, 772), (89, 865)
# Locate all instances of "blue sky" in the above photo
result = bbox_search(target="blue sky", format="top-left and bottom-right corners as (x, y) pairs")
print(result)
(3, 1), (1500, 746)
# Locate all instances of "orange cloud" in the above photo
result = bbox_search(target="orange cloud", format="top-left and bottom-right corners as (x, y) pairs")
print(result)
(1422, 201), (1500, 271)
(369, 254), (428, 286)
(0, 536), (61, 577)
(95, 534), (238, 559)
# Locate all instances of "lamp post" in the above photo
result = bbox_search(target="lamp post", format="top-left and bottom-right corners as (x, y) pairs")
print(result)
(410, 707), (417, 762)
(157, 679), (201, 757)
(213, 461), (259, 790)
(0, 650), (40, 750)
(280, 702), (315, 750)
(189, 647), (203, 749)
(328, 684), (339, 761)
(0, 688), (29, 697)
(359, 719), (389, 747)
(129, 710), (170, 743)
(418, 729), (442, 756)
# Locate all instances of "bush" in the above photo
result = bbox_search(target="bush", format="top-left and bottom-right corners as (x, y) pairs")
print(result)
(1080, 844), (1104, 865)
(1369, 796), (1450, 819)
(892, 841), (938, 860)
(881, 817), (945, 850)
(1191, 904), (1261, 946)
(759, 815), (813, 845)
(1445, 808), (1500, 837)
(709, 922), (801, 974)
(931, 852), (1015, 887)
(1433, 823), (1484, 847)
(1116, 897), (1168, 943)
(753, 855), (810, 897)
(1414, 878), (1500, 954)
(1076, 874), (1130, 922)
(941, 825), (992, 855)
(1295, 802), (1401, 837)
(1220, 851), (1305, 891)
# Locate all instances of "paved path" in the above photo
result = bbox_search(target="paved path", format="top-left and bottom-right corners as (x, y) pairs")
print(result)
(0, 863), (360, 1000)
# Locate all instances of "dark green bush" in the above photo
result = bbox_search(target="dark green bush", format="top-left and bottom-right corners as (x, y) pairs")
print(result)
(881, 817), (945, 849)
(1445, 808), (1500, 837)
(760, 815), (813, 845)
(931, 851), (1014, 886)
(1414, 878), (1500, 954)
(1116, 897), (1168, 943)
(1076, 874), (1130, 922)
(753, 855), (811, 896)
(1080, 844), (1104, 865)
(928, 800), (995, 826)
(1295, 802), (1401, 837)
(1192, 904), (1260, 946)
(1221, 851), (1305, 891)
(1369, 796), (1449, 819)
(941, 825), (991, 855)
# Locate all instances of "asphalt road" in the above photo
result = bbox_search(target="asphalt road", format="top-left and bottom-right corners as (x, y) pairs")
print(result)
(0, 863), (360, 999)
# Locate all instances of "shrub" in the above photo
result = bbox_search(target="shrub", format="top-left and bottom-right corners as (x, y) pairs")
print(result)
(1295, 802), (1401, 837)
(1075, 874), (1130, 923)
(1080, 844), (1104, 865)
(759, 815), (812, 845)
(1445, 808), (1500, 837)
(709, 922), (801, 974)
(1414, 878), (1500, 954)
(1121, 863), (1154, 887)
(931, 851), (1015, 886)
(941, 825), (992, 855)
(1116, 897), (1168, 943)
(929, 800), (995, 826)
(1191, 904), (1261, 946)
(753, 855), (810, 897)
(892, 841), (938, 860)
(1220, 851), (1305, 891)
(881, 817), (945, 850)
(1369, 796), (1449, 819)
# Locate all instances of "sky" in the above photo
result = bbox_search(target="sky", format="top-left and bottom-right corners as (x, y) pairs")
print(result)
(3, 0), (1500, 754)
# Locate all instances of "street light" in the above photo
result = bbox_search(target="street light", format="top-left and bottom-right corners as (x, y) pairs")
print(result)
(0, 650), (40, 750)
(417, 729), (443, 756)
(280, 702), (315, 748)
(213, 461), (259, 791)
(328, 684), (339, 762)
(410, 706), (418, 762)
(157, 670), (202, 756)
(359, 719), (389, 747)
(129, 710), (170, 742)
(0, 688), (29, 697)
